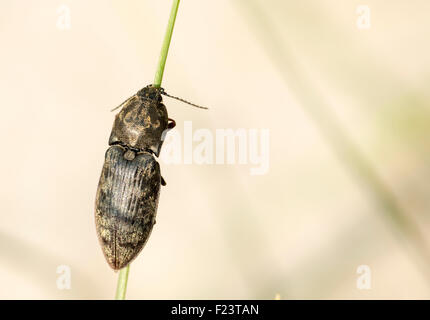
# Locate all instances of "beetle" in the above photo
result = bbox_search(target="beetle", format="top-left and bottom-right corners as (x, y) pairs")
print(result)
(95, 84), (206, 270)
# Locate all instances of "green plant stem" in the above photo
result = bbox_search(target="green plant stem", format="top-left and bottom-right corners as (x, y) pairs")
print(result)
(114, 0), (180, 300)
(154, 0), (180, 87)
(115, 266), (130, 300)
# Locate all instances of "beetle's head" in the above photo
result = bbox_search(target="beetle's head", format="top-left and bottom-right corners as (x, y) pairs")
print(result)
(137, 85), (163, 102)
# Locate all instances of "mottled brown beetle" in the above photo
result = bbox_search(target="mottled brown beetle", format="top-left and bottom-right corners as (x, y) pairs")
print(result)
(95, 84), (206, 270)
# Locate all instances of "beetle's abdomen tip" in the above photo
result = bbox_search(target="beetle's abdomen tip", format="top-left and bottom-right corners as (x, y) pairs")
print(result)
(102, 247), (134, 271)
(108, 259), (129, 271)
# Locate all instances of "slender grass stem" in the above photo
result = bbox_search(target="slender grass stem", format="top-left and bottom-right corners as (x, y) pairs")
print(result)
(154, 0), (180, 87)
(115, 266), (130, 300)
(114, 0), (181, 300)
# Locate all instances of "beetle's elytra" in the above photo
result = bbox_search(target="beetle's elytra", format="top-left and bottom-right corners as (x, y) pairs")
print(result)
(95, 85), (173, 270)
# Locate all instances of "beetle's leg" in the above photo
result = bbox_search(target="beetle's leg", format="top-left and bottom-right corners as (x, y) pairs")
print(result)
(161, 119), (175, 142)
(168, 118), (176, 129)
(161, 176), (167, 186)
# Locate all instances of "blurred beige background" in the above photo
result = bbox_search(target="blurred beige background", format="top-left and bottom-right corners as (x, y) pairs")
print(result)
(1, 0), (430, 299)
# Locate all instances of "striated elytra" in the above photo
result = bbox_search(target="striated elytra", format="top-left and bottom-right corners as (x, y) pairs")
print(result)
(95, 85), (173, 270)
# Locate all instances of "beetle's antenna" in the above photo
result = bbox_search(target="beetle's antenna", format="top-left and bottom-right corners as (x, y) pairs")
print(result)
(110, 96), (132, 112)
(160, 89), (208, 110)
(110, 105), (122, 112)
